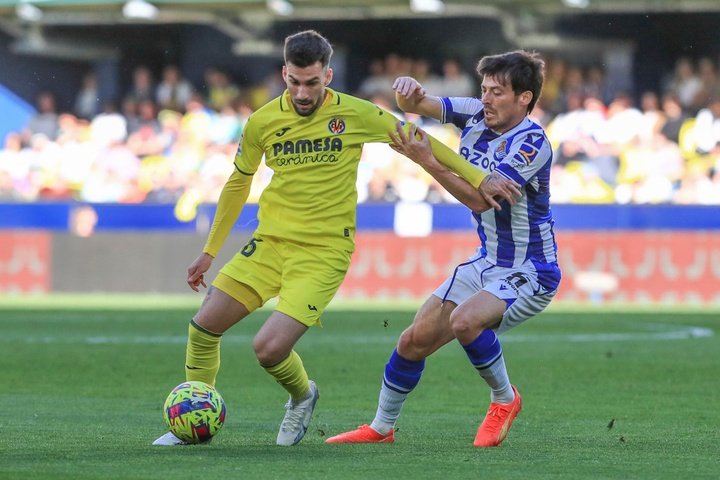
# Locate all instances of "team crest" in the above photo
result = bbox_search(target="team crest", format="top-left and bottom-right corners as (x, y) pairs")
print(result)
(328, 117), (346, 134)
(493, 140), (508, 161)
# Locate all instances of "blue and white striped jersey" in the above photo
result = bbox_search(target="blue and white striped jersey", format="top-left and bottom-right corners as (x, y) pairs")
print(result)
(441, 96), (559, 280)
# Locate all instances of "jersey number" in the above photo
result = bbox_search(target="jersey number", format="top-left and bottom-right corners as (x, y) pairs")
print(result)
(504, 272), (529, 289)
(241, 237), (263, 257)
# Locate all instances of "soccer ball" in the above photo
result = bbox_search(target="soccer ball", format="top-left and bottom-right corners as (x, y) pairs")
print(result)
(163, 381), (226, 443)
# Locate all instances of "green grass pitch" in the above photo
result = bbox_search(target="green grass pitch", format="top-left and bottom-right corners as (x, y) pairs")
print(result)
(1, 297), (718, 479)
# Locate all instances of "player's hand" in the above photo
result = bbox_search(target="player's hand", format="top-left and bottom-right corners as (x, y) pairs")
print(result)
(389, 122), (438, 169)
(187, 252), (213, 292)
(393, 76), (426, 100)
(479, 173), (522, 210)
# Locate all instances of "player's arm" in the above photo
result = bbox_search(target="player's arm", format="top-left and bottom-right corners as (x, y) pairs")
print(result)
(393, 76), (443, 120)
(186, 168), (253, 291)
(390, 123), (521, 211)
(187, 121), (262, 291)
(365, 104), (486, 188)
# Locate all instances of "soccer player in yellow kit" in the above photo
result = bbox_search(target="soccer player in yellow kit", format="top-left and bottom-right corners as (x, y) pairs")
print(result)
(153, 30), (516, 447)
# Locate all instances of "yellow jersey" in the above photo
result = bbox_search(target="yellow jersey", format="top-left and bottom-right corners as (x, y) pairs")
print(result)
(204, 88), (485, 255)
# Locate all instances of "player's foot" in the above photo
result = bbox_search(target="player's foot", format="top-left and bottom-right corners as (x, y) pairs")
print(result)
(325, 424), (395, 444)
(152, 431), (188, 446)
(276, 380), (320, 446)
(474, 385), (522, 448)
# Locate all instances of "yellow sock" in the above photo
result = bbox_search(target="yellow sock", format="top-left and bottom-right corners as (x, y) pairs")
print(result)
(263, 350), (309, 400)
(185, 320), (222, 386)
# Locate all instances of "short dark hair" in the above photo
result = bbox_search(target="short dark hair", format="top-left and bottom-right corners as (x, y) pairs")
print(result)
(284, 30), (333, 68)
(476, 50), (545, 113)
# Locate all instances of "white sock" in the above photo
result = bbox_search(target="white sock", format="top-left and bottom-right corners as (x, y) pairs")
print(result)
(479, 354), (514, 404)
(370, 382), (407, 434)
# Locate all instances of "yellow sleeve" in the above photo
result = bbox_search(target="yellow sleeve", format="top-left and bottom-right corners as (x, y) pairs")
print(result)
(363, 105), (486, 188)
(234, 115), (264, 175)
(412, 124), (486, 188)
(203, 116), (264, 256)
(202, 169), (252, 257)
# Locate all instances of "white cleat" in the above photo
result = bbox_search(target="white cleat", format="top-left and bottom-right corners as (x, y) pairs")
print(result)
(276, 380), (320, 446)
(152, 431), (188, 446)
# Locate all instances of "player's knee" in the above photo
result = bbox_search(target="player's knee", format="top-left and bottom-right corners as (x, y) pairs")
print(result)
(397, 327), (433, 360)
(252, 336), (285, 366)
(449, 308), (476, 339)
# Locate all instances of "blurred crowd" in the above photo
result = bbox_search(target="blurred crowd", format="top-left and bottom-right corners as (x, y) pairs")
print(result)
(2, 54), (720, 207)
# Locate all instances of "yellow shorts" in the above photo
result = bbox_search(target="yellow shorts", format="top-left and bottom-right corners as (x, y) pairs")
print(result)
(214, 234), (352, 327)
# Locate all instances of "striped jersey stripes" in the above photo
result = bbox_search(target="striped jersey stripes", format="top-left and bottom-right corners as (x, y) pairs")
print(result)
(441, 96), (558, 269)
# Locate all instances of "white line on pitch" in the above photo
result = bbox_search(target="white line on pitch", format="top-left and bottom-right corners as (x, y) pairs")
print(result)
(6, 325), (714, 345)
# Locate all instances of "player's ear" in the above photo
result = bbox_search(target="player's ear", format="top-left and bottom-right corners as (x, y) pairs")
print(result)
(282, 65), (288, 83)
(519, 90), (532, 107)
(324, 67), (333, 86)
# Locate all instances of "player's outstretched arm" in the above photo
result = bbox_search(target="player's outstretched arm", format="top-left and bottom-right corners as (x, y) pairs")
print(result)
(390, 123), (520, 211)
(390, 123), (488, 212)
(393, 76), (443, 120)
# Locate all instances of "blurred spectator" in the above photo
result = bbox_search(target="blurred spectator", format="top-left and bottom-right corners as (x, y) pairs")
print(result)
(638, 90), (665, 140)
(8, 54), (720, 206)
(204, 67), (240, 111)
(23, 91), (59, 143)
(592, 92), (643, 185)
(692, 57), (718, 110)
(90, 102), (127, 147)
(665, 57), (702, 112)
(248, 69), (285, 110)
(584, 65), (612, 105)
(122, 97), (140, 134)
(659, 93), (688, 144)
(127, 100), (164, 157)
(74, 72), (100, 120)
(692, 94), (720, 155)
(541, 58), (566, 114)
(410, 58), (442, 94)
(358, 58), (390, 99)
(156, 65), (194, 112)
(126, 66), (155, 103)
(210, 105), (242, 146)
(435, 58), (474, 97)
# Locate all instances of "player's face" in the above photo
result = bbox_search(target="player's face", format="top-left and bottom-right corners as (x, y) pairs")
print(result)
(480, 75), (531, 133)
(283, 62), (333, 117)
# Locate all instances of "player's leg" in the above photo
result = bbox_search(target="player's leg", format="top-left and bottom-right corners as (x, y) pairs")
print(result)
(154, 235), (278, 446)
(326, 283), (461, 444)
(451, 291), (512, 403)
(260, 240), (351, 446)
(370, 295), (456, 435)
(185, 281), (258, 386)
(254, 310), (311, 401)
(452, 263), (558, 447)
(153, 280), (258, 446)
(253, 311), (320, 446)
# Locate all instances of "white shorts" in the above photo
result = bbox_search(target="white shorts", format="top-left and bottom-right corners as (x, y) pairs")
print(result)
(433, 249), (561, 335)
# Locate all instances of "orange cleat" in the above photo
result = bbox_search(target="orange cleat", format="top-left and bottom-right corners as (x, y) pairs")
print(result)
(325, 424), (395, 444)
(473, 385), (522, 447)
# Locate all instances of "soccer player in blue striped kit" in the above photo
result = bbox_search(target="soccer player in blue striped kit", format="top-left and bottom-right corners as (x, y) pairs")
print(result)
(326, 51), (561, 447)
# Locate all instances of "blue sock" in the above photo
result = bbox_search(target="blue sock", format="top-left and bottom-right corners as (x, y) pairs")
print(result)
(383, 349), (425, 393)
(462, 330), (514, 403)
(371, 349), (425, 434)
(462, 329), (502, 369)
